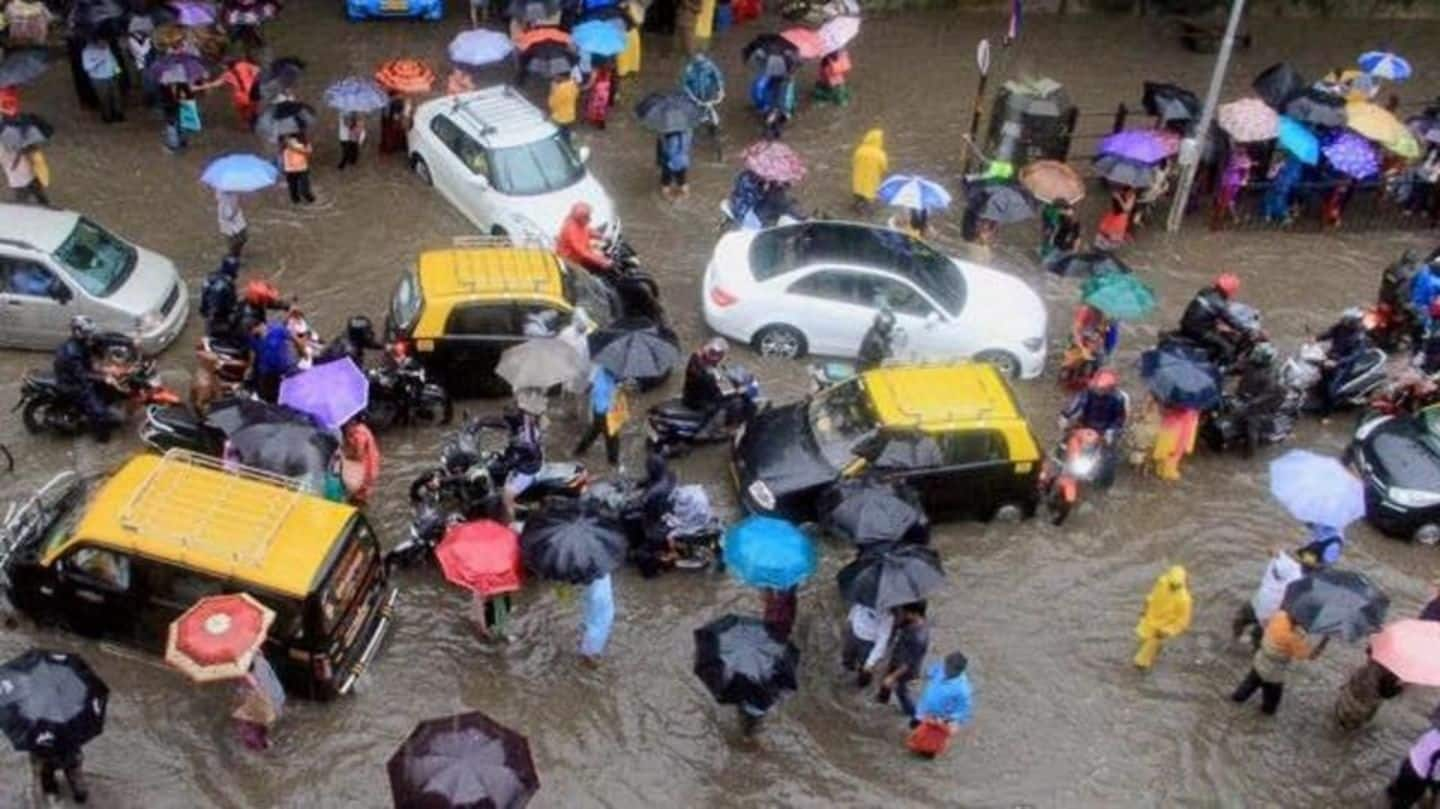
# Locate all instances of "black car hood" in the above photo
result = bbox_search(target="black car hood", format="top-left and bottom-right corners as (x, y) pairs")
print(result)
(736, 403), (839, 498)
(1363, 417), (1440, 492)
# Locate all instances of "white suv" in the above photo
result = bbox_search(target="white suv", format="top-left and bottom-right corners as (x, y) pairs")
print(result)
(407, 86), (619, 244)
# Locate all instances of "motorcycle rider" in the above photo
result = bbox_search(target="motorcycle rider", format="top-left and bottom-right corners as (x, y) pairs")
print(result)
(1409, 259), (1440, 337)
(1179, 273), (1247, 364)
(1231, 342), (1289, 445)
(856, 309), (898, 372)
(53, 315), (114, 441)
(472, 406), (545, 524)
(1315, 307), (1372, 412)
(238, 279), (290, 334)
(318, 315), (383, 367)
(199, 256), (242, 342)
(682, 337), (742, 438)
(556, 202), (614, 275)
(1060, 369), (1129, 446)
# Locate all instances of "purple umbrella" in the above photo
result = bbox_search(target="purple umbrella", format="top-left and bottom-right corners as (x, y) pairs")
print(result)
(169, 0), (216, 26)
(1322, 131), (1379, 180)
(278, 358), (369, 431)
(1097, 130), (1171, 165)
(145, 53), (210, 85)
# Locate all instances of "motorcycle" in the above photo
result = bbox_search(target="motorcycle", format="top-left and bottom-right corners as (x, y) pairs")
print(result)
(385, 496), (458, 572)
(1201, 348), (1316, 455)
(365, 352), (452, 431)
(583, 478), (724, 575)
(1037, 428), (1108, 526)
(138, 403), (227, 456)
(1295, 341), (1389, 413)
(18, 338), (180, 437)
(1365, 249), (1422, 351)
(407, 416), (588, 521)
(598, 238), (665, 325)
(646, 366), (762, 457)
(1362, 370), (1440, 421)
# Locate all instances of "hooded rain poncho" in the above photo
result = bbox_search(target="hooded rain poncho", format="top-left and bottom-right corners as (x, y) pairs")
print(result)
(915, 661), (973, 725)
(852, 128), (887, 201)
(1136, 566), (1193, 640)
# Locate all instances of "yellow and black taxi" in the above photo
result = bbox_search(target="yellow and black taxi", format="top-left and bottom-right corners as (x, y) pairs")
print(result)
(0, 450), (397, 700)
(732, 363), (1042, 522)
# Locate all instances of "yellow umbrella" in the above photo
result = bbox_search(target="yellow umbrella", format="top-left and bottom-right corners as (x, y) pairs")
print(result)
(1385, 128), (1421, 160)
(1346, 100), (1408, 144)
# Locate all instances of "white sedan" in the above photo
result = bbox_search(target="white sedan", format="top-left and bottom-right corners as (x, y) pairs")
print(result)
(701, 222), (1047, 379)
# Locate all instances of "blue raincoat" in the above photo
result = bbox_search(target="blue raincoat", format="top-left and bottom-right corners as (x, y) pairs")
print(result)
(658, 130), (692, 173)
(682, 55), (724, 105)
(1262, 159), (1304, 223)
(580, 573), (615, 657)
(915, 662), (973, 725)
(1412, 266), (1440, 328)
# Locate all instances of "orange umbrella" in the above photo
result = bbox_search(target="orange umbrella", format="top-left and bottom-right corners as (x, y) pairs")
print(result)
(375, 59), (436, 95)
(1372, 619), (1440, 686)
(515, 26), (572, 52)
(1019, 160), (1085, 204)
(780, 28), (824, 61)
(165, 593), (275, 683)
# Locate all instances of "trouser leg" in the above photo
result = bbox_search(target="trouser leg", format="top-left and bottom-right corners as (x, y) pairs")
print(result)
(1231, 669), (1262, 703)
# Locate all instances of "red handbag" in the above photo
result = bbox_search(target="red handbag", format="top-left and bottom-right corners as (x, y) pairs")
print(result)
(905, 719), (951, 758)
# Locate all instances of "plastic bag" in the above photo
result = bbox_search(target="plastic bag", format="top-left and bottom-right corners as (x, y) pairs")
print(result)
(905, 718), (951, 758)
(178, 98), (202, 132)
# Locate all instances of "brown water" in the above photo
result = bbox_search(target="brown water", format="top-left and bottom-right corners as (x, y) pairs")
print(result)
(4, 6), (1440, 806)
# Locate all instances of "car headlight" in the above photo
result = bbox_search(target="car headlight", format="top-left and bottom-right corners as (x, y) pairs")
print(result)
(1388, 487), (1440, 509)
(136, 312), (163, 333)
(747, 480), (776, 511)
(1022, 336), (1045, 353)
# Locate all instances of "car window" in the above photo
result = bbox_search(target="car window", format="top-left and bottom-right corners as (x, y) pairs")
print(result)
(755, 224), (966, 314)
(391, 271), (422, 331)
(940, 430), (1006, 465)
(61, 546), (132, 591)
(143, 565), (226, 609)
(855, 275), (935, 317)
(787, 270), (863, 305)
(430, 115), (489, 175)
(52, 218), (136, 298)
(447, 304), (517, 336)
(0, 256), (63, 299)
(488, 135), (585, 196)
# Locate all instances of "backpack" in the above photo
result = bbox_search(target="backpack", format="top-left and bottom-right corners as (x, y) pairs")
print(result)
(199, 274), (232, 320)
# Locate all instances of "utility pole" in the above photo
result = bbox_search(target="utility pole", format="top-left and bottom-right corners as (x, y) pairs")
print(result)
(1166, 0), (1247, 233)
(965, 38), (991, 175)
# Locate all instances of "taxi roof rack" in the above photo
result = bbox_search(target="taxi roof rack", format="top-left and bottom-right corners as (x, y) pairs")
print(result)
(444, 238), (558, 295)
(118, 449), (305, 565)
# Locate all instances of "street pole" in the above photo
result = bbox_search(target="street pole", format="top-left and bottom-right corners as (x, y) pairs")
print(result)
(1165, 0), (1247, 233)
(965, 38), (992, 175)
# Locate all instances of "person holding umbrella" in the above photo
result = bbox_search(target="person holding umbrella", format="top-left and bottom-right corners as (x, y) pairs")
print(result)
(1230, 609), (1327, 716)
(877, 601), (930, 720)
(549, 70), (580, 143)
(1387, 723), (1440, 809)
(198, 56), (261, 128)
(81, 35), (123, 123)
(573, 363), (625, 467)
(202, 154), (278, 257)
(436, 519), (523, 642)
(0, 650), (108, 804)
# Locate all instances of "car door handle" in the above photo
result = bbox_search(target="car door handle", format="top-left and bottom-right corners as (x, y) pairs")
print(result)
(5, 300), (21, 306)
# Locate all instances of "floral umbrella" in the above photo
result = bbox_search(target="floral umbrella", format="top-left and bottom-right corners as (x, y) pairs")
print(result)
(1019, 160), (1084, 204)
(1217, 97), (1279, 143)
(741, 140), (806, 183)
(1322, 131), (1380, 179)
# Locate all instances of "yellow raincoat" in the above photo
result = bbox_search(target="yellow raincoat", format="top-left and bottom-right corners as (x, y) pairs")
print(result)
(852, 129), (888, 202)
(695, 0), (715, 42)
(616, 2), (644, 77)
(1134, 566), (1192, 669)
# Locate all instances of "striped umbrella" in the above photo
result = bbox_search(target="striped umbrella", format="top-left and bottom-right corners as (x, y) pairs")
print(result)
(1358, 50), (1411, 81)
(374, 58), (435, 94)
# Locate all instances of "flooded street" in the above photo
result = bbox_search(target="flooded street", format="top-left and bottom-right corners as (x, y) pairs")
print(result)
(5, 4), (1440, 806)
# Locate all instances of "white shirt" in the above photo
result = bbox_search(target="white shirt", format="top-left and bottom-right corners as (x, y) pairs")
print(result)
(0, 143), (34, 189)
(848, 604), (894, 670)
(81, 42), (118, 80)
(216, 191), (246, 236)
(1250, 551), (1303, 623)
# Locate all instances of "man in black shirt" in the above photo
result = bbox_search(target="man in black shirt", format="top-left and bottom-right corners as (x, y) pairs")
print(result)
(876, 601), (930, 723)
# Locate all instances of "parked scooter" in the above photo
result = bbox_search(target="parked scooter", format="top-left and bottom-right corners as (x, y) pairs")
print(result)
(583, 478), (724, 575)
(365, 348), (452, 431)
(408, 416), (588, 521)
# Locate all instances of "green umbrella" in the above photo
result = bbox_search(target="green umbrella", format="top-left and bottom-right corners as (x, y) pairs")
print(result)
(1081, 272), (1157, 321)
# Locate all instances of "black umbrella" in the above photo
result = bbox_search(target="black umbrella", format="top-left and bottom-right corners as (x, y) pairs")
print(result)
(634, 91), (705, 134)
(522, 42), (577, 78)
(0, 650), (108, 754)
(966, 182), (1035, 224)
(1253, 62), (1306, 111)
(693, 614), (799, 710)
(1043, 249), (1133, 278)
(856, 431), (943, 472)
(1283, 88), (1347, 129)
(0, 113), (54, 149)
(388, 711), (540, 809)
(836, 544), (945, 610)
(1282, 568), (1389, 642)
(1141, 81), (1200, 123)
(255, 100), (317, 139)
(520, 501), (627, 584)
(1094, 153), (1157, 189)
(256, 56), (305, 101)
(1139, 346), (1222, 409)
(0, 49), (48, 88)
(818, 478), (925, 546)
(593, 329), (681, 380)
(742, 34), (799, 71)
(204, 397), (320, 435)
(508, 0), (562, 21)
(69, 0), (127, 30)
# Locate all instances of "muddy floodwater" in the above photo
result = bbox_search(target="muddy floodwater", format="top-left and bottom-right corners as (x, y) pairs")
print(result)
(4, 4), (1440, 806)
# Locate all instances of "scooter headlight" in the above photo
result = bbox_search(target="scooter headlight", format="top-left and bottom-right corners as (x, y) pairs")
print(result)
(1067, 452), (1100, 480)
(747, 480), (776, 511)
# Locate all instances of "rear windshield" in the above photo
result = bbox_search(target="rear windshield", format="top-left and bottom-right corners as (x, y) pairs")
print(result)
(53, 218), (137, 298)
(489, 135), (585, 196)
(318, 518), (379, 634)
(392, 270), (422, 332)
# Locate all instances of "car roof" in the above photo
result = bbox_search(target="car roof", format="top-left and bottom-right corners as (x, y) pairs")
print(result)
(860, 364), (1026, 431)
(58, 452), (353, 598)
(417, 247), (566, 304)
(421, 86), (557, 149)
(0, 204), (80, 253)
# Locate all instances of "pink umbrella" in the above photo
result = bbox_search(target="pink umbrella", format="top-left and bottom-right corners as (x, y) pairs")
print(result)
(170, 0), (217, 26)
(1217, 97), (1279, 143)
(780, 28), (824, 61)
(1372, 620), (1440, 686)
(818, 16), (859, 54)
(742, 140), (806, 184)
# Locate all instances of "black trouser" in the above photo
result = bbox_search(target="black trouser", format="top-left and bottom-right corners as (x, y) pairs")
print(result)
(1231, 669), (1284, 715)
(226, 228), (248, 258)
(1388, 758), (1434, 809)
(660, 167), (687, 187)
(286, 171), (314, 203)
(92, 77), (122, 122)
(338, 141), (359, 170)
(32, 752), (86, 800)
(13, 181), (49, 207)
(574, 410), (620, 466)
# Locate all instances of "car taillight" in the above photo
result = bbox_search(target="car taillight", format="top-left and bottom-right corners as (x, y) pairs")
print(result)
(710, 286), (738, 307)
(314, 654), (333, 682)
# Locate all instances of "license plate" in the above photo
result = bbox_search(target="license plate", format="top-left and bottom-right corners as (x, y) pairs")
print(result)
(381, 0), (408, 10)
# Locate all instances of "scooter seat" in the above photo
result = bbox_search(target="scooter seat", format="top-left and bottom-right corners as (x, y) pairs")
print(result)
(653, 399), (706, 421)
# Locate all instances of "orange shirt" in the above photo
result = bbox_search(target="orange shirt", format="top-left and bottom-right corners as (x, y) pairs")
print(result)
(282, 141), (312, 173)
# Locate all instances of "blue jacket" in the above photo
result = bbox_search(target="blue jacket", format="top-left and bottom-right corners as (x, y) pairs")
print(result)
(682, 56), (723, 104)
(252, 323), (297, 377)
(658, 131), (691, 172)
(916, 663), (973, 725)
(1062, 389), (1128, 436)
(1412, 267), (1440, 315)
(589, 366), (618, 414)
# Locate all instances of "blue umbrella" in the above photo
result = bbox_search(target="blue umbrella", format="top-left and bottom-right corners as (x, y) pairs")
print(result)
(723, 516), (817, 590)
(1277, 116), (1319, 166)
(1138, 346), (1221, 409)
(278, 357), (369, 431)
(571, 20), (627, 57)
(877, 174), (951, 211)
(323, 76), (389, 113)
(448, 29), (515, 67)
(200, 154), (279, 193)
(1269, 449), (1366, 529)
(1358, 50), (1411, 82)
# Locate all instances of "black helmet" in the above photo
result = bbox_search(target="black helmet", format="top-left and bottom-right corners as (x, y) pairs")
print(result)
(1249, 342), (1277, 367)
(874, 309), (896, 334)
(70, 315), (97, 339)
(346, 315), (376, 346)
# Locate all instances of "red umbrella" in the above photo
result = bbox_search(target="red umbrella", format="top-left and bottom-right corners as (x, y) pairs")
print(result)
(1372, 620), (1440, 686)
(165, 593), (275, 682)
(375, 59), (436, 94)
(742, 140), (806, 184)
(437, 520), (523, 596)
(515, 26), (572, 52)
(780, 28), (824, 61)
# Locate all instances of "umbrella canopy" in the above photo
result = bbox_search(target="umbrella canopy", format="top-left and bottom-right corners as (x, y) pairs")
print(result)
(1098, 130), (1172, 164)
(0, 49), (47, 88)
(1139, 346), (1222, 409)
(818, 15), (860, 55)
(1093, 153), (1158, 188)
(323, 76), (390, 113)
(693, 614), (799, 709)
(1081, 271), (1157, 321)
(71, 0), (128, 30)
(519, 503), (627, 584)
(723, 516), (817, 590)
(1217, 98), (1279, 143)
(877, 174), (952, 211)
(592, 330), (680, 381)
(1019, 160), (1085, 204)
(438, 520), (523, 597)
(201, 153), (279, 193)
(170, 0), (216, 26)
(857, 430), (944, 471)
(0, 113), (53, 149)
(515, 26), (572, 52)
(741, 140), (806, 184)
(1253, 62), (1306, 110)
(164, 593), (275, 682)
(0, 650), (108, 754)
(278, 357), (369, 431)
(254, 100), (317, 140)
(389, 712), (540, 809)
(1044, 249), (1133, 278)
(1276, 116), (1319, 166)
(1347, 100), (1408, 144)
(780, 28), (824, 60)
(508, 0), (562, 21)
(1282, 568), (1389, 642)
(1322, 131), (1380, 180)
(523, 42), (578, 78)
(449, 29), (516, 67)
(965, 182), (1035, 224)
(634, 91), (704, 133)
(1359, 50), (1412, 81)
(256, 56), (305, 100)
(225, 422), (337, 490)
(837, 544), (945, 610)
(204, 397), (319, 436)
(497, 339), (587, 390)
(819, 478), (925, 546)
(146, 53), (210, 85)
(1371, 620), (1440, 686)
(742, 33), (800, 70)
(572, 20), (627, 56)
(1268, 449), (1365, 528)
(1283, 88), (1348, 128)
(1141, 81), (1200, 123)
(375, 59), (435, 94)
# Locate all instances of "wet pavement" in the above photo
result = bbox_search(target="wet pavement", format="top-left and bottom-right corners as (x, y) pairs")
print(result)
(3, 5), (1440, 806)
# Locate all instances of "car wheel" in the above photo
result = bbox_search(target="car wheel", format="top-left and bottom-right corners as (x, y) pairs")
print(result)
(411, 156), (432, 186)
(752, 325), (807, 359)
(1416, 524), (1440, 546)
(990, 500), (1027, 523)
(975, 350), (1022, 379)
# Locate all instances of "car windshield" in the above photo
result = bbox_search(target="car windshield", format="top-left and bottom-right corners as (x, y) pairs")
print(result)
(750, 223), (966, 314)
(52, 218), (136, 298)
(564, 269), (619, 326)
(488, 135), (585, 196)
(392, 271), (422, 331)
(806, 379), (880, 468)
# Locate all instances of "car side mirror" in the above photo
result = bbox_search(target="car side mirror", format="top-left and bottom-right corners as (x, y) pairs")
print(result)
(473, 175), (490, 190)
(578, 146), (591, 163)
(924, 312), (940, 326)
(52, 282), (72, 304)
